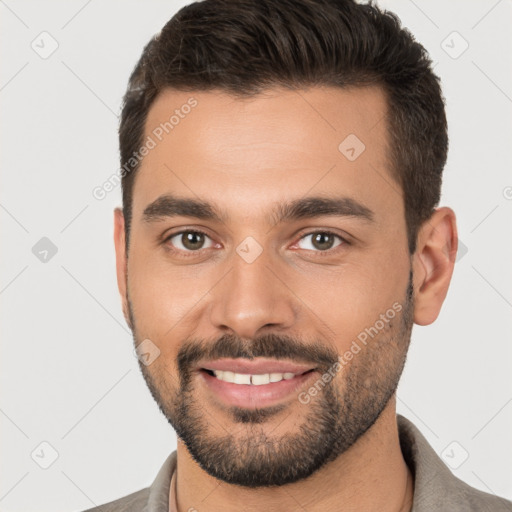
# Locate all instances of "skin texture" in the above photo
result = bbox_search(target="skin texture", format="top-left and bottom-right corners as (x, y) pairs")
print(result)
(113, 86), (458, 512)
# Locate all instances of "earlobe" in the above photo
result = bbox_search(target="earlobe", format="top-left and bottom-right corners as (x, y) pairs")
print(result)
(412, 207), (458, 326)
(113, 208), (131, 328)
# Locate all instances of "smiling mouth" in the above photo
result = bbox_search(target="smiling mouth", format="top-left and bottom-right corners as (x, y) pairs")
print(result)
(197, 366), (318, 409)
(201, 368), (315, 385)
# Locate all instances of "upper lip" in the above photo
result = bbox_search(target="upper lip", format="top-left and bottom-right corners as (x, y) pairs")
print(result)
(198, 358), (316, 375)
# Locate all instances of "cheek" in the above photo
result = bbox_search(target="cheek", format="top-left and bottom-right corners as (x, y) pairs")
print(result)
(127, 251), (212, 335)
(291, 261), (405, 350)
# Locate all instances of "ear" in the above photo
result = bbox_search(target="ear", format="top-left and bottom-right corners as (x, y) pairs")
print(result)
(113, 207), (131, 329)
(412, 207), (458, 326)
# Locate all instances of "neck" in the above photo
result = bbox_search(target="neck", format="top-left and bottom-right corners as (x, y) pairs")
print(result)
(173, 397), (413, 512)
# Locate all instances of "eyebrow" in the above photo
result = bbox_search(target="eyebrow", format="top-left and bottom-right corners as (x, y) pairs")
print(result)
(142, 194), (374, 225)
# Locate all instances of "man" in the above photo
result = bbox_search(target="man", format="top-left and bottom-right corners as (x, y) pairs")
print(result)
(85, 0), (512, 510)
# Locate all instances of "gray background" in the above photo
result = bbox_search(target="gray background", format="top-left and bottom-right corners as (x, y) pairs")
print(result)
(1, 0), (511, 510)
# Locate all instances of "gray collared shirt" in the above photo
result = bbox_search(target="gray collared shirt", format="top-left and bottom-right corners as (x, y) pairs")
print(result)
(82, 414), (512, 511)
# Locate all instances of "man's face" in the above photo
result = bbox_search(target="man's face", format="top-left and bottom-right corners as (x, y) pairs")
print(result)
(120, 86), (415, 487)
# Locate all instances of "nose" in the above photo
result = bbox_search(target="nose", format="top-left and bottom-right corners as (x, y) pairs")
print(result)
(208, 248), (297, 340)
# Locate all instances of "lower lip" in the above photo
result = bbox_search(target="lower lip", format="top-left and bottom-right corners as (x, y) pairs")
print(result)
(198, 369), (317, 409)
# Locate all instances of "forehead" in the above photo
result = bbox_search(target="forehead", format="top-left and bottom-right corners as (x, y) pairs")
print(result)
(132, 85), (397, 222)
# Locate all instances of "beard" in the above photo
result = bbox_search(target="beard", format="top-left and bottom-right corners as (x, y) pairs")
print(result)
(127, 270), (414, 488)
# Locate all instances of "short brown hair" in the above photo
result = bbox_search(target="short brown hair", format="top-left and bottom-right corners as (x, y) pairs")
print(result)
(119, 0), (448, 254)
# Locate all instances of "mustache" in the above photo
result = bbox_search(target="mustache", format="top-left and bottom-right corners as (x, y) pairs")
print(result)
(177, 332), (339, 376)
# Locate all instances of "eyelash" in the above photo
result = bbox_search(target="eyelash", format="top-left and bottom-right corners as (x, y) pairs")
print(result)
(162, 229), (349, 257)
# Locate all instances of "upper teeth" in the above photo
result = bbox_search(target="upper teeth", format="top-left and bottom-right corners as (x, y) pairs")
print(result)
(212, 370), (298, 385)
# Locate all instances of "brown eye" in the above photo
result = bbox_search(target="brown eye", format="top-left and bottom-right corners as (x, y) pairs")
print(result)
(166, 231), (213, 251)
(297, 231), (345, 252)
